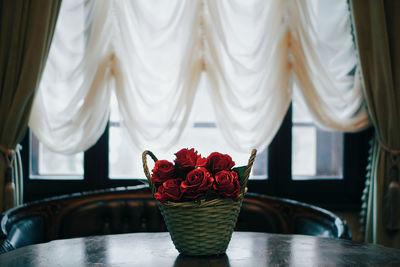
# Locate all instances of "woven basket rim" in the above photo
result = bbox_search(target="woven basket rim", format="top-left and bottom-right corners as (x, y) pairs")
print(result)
(157, 193), (245, 208)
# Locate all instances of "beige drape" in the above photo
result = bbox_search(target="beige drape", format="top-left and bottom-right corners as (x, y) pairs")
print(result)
(351, 0), (400, 248)
(0, 0), (61, 212)
(30, 0), (368, 163)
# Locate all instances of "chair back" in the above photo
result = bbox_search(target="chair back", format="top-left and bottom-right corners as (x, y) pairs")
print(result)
(0, 185), (350, 254)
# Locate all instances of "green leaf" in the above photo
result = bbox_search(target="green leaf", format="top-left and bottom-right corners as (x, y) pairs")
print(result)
(232, 166), (247, 186)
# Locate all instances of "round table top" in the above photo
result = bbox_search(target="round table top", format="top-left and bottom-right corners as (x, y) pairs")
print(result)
(0, 232), (400, 266)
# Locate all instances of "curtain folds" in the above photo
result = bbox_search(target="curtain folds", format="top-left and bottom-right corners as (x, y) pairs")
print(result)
(351, 0), (400, 248)
(0, 0), (61, 211)
(291, 0), (369, 131)
(29, 0), (369, 155)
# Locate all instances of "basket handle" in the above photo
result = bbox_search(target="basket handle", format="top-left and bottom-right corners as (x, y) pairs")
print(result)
(241, 149), (257, 195)
(142, 150), (158, 196)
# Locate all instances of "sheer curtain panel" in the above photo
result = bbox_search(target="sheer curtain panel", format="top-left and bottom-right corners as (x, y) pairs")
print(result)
(30, 0), (369, 155)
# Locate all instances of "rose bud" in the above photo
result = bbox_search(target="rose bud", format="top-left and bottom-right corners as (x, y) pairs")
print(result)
(174, 148), (201, 172)
(213, 170), (241, 200)
(181, 167), (214, 199)
(205, 152), (235, 173)
(154, 185), (167, 202)
(155, 178), (183, 203)
(196, 157), (207, 168)
(151, 160), (177, 183)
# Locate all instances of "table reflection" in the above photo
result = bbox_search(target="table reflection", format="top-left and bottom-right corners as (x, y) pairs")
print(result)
(174, 254), (230, 267)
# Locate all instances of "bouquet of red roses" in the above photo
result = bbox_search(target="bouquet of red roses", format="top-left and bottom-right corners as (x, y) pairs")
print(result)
(151, 148), (242, 203)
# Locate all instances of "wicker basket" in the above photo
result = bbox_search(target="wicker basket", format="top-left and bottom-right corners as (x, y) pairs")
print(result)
(142, 149), (257, 256)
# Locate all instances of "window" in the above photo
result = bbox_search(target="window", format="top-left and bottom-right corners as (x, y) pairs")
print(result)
(292, 99), (343, 179)
(22, 0), (372, 210)
(23, 100), (372, 210)
(107, 79), (267, 180)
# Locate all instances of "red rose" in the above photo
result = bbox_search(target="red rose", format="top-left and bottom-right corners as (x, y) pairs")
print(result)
(154, 185), (167, 202)
(213, 170), (241, 200)
(174, 148), (201, 172)
(151, 160), (177, 183)
(181, 168), (214, 199)
(205, 152), (235, 173)
(196, 157), (207, 167)
(155, 178), (183, 203)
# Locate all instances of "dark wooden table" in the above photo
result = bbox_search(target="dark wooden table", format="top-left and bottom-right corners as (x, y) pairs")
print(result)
(0, 232), (400, 266)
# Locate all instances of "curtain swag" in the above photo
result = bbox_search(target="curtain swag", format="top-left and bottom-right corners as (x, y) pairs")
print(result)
(30, 0), (370, 155)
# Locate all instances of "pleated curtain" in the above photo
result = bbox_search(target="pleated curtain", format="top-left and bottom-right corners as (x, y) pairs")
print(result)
(29, 0), (369, 156)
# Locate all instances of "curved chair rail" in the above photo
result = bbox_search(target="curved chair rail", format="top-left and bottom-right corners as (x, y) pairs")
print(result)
(0, 185), (350, 254)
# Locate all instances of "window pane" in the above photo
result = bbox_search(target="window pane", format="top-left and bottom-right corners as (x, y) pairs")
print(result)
(30, 133), (83, 179)
(109, 77), (267, 180)
(109, 123), (268, 180)
(292, 101), (343, 179)
(315, 129), (343, 177)
(251, 148), (268, 179)
(292, 126), (317, 176)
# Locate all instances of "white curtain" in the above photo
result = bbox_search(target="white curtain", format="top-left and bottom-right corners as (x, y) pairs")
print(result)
(29, 0), (370, 154)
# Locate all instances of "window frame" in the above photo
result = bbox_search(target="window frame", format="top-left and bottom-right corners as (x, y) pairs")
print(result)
(248, 106), (372, 210)
(22, 106), (372, 210)
(22, 124), (145, 202)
